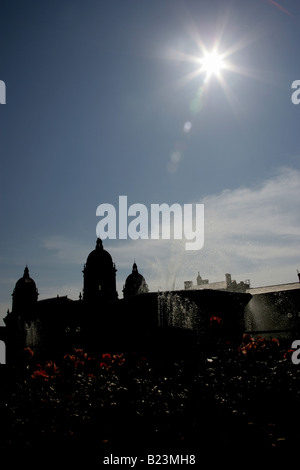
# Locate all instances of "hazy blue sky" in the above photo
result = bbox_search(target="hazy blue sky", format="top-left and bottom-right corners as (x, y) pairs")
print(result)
(1, 0), (300, 322)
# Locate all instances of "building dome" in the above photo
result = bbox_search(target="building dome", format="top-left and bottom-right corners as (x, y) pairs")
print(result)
(86, 238), (113, 267)
(15, 266), (37, 290)
(12, 266), (39, 312)
(83, 238), (118, 303)
(123, 262), (148, 298)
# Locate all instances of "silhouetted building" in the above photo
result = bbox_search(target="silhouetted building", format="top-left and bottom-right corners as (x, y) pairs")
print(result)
(2, 239), (256, 363)
(4, 239), (150, 361)
(83, 238), (118, 303)
(12, 266), (39, 317)
(123, 262), (149, 298)
(2, 240), (300, 365)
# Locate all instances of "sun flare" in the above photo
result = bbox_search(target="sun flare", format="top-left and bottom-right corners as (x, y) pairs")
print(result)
(200, 51), (225, 78)
(165, 15), (270, 123)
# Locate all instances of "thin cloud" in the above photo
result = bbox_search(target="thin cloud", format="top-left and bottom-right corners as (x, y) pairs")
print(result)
(41, 236), (89, 265)
(193, 166), (300, 285)
(39, 166), (300, 295)
(129, 166), (300, 289)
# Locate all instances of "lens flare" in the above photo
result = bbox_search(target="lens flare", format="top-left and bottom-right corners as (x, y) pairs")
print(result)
(189, 85), (205, 115)
(183, 121), (192, 133)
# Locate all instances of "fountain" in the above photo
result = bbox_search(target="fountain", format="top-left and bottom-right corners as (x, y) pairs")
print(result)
(25, 320), (42, 353)
(244, 288), (300, 339)
(158, 291), (198, 329)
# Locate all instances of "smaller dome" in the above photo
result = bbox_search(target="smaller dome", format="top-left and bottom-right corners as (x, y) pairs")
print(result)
(123, 262), (148, 298)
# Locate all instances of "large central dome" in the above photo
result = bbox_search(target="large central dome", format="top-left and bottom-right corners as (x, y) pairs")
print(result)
(83, 239), (118, 303)
(86, 238), (113, 266)
(14, 266), (37, 292)
(12, 266), (39, 313)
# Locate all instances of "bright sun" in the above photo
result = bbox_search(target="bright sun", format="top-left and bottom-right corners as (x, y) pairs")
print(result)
(200, 51), (224, 78)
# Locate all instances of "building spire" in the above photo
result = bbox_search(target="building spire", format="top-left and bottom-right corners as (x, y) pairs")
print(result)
(24, 266), (30, 278)
(96, 238), (103, 250)
(132, 261), (138, 273)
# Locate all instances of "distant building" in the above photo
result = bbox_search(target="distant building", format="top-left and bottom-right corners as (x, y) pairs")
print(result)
(184, 272), (250, 293)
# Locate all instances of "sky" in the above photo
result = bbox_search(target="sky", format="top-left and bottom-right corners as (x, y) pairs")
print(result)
(1, 0), (300, 324)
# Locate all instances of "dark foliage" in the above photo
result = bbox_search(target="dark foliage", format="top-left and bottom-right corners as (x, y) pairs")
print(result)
(1, 336), (300, 465)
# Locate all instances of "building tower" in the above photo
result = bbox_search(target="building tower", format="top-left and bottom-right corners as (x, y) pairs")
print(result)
(83, 238), (118, 303)
(123, 262), (149, 298)
(4, 266), (39, 363)
(12, 266), (39, 315)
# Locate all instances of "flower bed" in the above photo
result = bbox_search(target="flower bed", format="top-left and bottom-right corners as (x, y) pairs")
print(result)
(1, 336), (300, 464)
